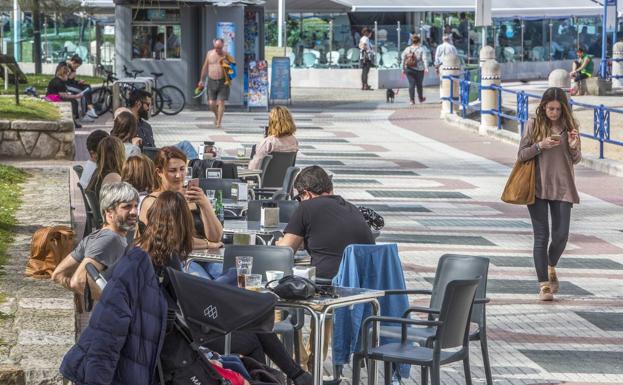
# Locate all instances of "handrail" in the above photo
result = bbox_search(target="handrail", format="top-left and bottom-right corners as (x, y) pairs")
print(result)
(441, 72), (623, 159)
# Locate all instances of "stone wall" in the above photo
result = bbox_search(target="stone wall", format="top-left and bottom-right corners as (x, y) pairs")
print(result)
(0, 102), (75, 160)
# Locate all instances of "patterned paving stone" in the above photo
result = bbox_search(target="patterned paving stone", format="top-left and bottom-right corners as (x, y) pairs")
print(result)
(333, 179), (382, 185)
(357, 204), (431, 213)
(302, 152), (380, 158)
(300, 138), (349, 143)
(330, 169), (419, 176)
(378, 233), (496, 246)
(367, 190), (470, 199)
(489, 256), (623, 270)
(519, 350), (623, 374)
(298, 160), (345, 166)
(416, 218), (531, 228)
(484, 279), (593, 296)
(575, 312), (623, 331)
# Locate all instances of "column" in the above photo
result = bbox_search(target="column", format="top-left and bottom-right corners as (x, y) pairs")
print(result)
(440, 53), (462, 115)
(480, 59), (501, 134)
(613, 41), (623, 88)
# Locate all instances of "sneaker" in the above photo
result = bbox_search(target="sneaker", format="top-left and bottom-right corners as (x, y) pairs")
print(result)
(74, 120), (82, 129)
(419, 96), (427, 103)
(86, 109), (99, 119)
(81, 115), (95, 123)
(538, 283), (554, 301)
(548, 266), (559, 293)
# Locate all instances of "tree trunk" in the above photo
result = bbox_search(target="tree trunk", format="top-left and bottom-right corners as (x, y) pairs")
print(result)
(32, 0), (42, 73)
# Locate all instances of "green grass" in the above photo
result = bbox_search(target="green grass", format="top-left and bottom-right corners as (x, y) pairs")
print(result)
(0, 73), (103, 96)
(0, 165), (27, 269)
(0, 96), (62, 121)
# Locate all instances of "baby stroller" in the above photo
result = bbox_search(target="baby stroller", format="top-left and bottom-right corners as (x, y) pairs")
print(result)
(158, 267), (278, 385)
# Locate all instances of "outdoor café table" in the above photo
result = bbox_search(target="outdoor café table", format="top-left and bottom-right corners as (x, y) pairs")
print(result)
(221, 156), (252, 167)
(187, 246), (311, 266)
(224, 220), (288, 244)
(276, 287), (385, 385)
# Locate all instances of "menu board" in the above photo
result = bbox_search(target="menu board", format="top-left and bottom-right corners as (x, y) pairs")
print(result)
(248, 60), (269, 109)
(270, 57), (291, 102)
(216, 22), (236, 57)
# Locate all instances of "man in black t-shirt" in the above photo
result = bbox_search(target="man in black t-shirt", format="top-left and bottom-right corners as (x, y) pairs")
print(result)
(277, 166), (374, 279)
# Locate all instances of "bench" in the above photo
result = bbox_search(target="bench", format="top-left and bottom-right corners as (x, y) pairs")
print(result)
(0, 54), (28, 104)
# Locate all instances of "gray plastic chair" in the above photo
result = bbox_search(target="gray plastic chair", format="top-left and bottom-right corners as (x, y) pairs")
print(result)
(76, 183), (94, 237)
(260, 152), (297, 189)
(73, 164), (84, 179)
(256, 166), (299, 200)
(380, 254), (491, 385)
(353, 278), (480, 385)
(83, 187), (103, 230)
(199, 178), (240, 199)
(223, 245), (294, 280)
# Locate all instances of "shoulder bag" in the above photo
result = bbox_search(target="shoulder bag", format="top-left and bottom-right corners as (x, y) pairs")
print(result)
(501, 158), (536, 205)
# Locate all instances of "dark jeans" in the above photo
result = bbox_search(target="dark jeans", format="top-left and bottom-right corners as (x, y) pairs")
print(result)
(205, 331), (302, 379)
(573, 61), (590, 82)
(361, 60), (371, 87)
(405, 68), (424, 102)
(527, 198), (572, 282)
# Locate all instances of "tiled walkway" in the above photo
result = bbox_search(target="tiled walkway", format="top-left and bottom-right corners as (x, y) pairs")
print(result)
(87, 88), (623, 384)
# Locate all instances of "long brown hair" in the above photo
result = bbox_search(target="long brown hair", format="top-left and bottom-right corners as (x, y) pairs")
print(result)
(122, 154), (156, 193)
(154, 146), (187, 191)
(137, 191), (194, 266)
(87, 136), (125, 192)
(111, 111), (138, 143)
(531, 87), (577, 143)
(267, 106), (296, 137)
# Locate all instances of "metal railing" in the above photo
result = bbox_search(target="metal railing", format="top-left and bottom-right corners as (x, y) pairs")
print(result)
(442, 72), (623, 159)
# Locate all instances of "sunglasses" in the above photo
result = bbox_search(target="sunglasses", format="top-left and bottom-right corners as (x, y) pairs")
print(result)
(293, 191), (307, 202)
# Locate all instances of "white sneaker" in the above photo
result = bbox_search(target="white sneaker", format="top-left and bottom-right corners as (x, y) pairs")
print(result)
(86, 109), (98, 119)
(81, 115), (95, 123)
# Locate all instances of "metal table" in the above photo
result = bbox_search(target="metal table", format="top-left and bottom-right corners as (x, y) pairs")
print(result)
(223, 220), (288, 244)
(187, 246), (311, 266)
(276, 287), (385, 385)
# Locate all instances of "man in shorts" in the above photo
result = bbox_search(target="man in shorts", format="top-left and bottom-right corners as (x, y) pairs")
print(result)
(52, 182), (139, 295)
(198, 38), (230, 128)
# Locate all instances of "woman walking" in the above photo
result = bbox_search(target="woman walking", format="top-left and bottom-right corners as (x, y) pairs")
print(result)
(359, 27), (374, 91)
(517, 87), (581, 301)
(401, 35), (428, 104)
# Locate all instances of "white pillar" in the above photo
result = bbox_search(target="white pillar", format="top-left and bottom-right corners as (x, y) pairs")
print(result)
(548, 69), (570, 89)
(277, 0), (285, 48)
(440, 53), (462, 115)
(613, 41), (623, 88)
(13, 0), (21, 61)
(480, 59), (502, 134)
(479, 45), (495, 67)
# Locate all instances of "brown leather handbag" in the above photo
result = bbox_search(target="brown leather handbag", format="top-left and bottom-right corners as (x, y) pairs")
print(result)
(501, 158), (536, 205)
(25, 226), (75, 278)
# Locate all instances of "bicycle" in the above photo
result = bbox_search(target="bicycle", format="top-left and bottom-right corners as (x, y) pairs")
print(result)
(90, 65), (117, 117)
(122, 66), (186, 116)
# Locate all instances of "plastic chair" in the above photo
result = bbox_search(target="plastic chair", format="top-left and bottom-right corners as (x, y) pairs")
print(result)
(382, 51), (399, 68)
(352, 279), (480, 385)
(256, 166), (299, 200)
(532, 46), (545, 61)
(77, 183), (94, 237)
(246, 200), (299, 223)
(222, 245), (294, 280)
(302, 52), (318, 68)
(198, 178), (239, 199)
(259, 152), (297, 189)
(346, 47), (360, 67)
(84, 189), (103, 230)
(142, 146), (159, 162)
(287, 52), (296, 67)
(503, 47), (515, 63)
(326, 51), (341, 66)
(379, 254), (492, 385)
(73, 164), (84, 179)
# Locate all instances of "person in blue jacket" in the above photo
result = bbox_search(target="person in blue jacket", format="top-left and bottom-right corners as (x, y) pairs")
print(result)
(60, 190), (195, 385)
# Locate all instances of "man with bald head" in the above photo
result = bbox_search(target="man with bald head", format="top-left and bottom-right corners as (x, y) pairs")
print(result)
(199, 38), (230, 128)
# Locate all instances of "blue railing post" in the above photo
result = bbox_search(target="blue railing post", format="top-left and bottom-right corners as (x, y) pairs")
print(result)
(497, 86), (502, 130)
(449, 77), (454, 115)
(461, 70), (470, 118)
(595, 104), (607, 159)
(517, 91), (528, 136)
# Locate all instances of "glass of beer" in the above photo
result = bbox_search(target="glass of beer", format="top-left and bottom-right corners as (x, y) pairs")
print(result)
(235, 256), (253, 288)
(244, 274), (262, 291)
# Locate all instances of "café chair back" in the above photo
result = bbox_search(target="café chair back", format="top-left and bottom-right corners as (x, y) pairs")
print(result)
(223, 245), (294, 281)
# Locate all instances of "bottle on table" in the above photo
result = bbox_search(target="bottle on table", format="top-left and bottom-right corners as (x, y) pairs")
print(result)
(214, 190), (225, 225)
(203, 141), (216, 160)
(231, 182), (239, 202)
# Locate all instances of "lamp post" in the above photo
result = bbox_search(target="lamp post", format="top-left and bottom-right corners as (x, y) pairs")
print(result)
(13, 0), (20, 62)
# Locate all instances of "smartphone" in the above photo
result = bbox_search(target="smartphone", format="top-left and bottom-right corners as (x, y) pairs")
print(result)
(551, 134), (561, 141)
(188, 178), (199, 189)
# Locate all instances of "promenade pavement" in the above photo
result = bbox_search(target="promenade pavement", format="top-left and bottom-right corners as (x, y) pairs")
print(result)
(81, 87), (623, 385)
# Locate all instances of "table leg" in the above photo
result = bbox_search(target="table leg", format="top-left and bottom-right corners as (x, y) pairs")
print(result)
(311, 310), (326, 385)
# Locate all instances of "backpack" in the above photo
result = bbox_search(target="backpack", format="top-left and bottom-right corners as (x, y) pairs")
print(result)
(404, 49), (421, 68)
(25, 226), (75, 278)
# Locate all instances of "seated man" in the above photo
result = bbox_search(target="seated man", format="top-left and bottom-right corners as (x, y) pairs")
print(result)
(52, 182), (138, 294)
(128, 89), (198, 159)
(59, 54), (98, 120)
(570, 47), (594, 95)
(79, 130), (109, 188)
(277, 165), (375, 279)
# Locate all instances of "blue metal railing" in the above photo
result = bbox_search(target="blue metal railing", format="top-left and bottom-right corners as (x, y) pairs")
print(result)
(442, 72), (623, 159)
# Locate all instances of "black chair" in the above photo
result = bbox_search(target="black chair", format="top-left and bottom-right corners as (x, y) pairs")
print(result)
(257, 166), (300, 200)
(246, 200), (299, 223)
(73, 164), (84, 179)
(353, 279), (480, 385)
(198, 178), (240, 199)
(260, 152), (297, 189)
(142, 146), (159, 161)
(77, 183), (96, 236)
(380, 254), (491, 385)
(84, 189), (103, 229)
(223, 245), (294, 280)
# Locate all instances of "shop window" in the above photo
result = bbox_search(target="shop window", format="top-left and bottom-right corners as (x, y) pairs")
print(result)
(132, 8), (181, 60)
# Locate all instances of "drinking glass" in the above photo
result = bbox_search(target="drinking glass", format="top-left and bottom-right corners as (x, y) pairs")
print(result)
(205, 189), (216, 202)
(237, 145), (246, 158)
(184, 167), (193, 187)
(265, 270), (284, 283)
(244, 274), (262, 291)
(235, 256), (253, 288)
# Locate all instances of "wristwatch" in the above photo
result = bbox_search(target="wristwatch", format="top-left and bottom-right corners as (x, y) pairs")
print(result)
(535, 143), (542, 153)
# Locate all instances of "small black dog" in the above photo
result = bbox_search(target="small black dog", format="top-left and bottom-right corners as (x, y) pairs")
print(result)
(386, 89), (395, 103)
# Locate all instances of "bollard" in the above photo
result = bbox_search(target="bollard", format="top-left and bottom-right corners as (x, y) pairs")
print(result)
(613, 41), (623, 88)
(479, 45), (495, 68)
(480, 59), (502, 135)
(440, 53), (462, 116)
(548, 69), (570, 90)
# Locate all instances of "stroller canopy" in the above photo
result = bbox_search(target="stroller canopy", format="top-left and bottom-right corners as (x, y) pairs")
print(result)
(166, 268), (277, 341)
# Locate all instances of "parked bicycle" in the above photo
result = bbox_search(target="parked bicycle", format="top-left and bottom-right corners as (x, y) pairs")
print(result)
(90, 65), (116, 117)
(122, 66), (186, 116)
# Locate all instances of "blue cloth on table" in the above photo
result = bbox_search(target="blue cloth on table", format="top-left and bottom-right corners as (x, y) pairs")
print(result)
(331, 243), (410, 378)
(186, 262), (238, 286)
(175, 140), (199, 160)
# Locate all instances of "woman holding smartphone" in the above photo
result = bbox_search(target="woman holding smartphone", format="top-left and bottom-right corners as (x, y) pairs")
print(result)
(517, 87), (581, 301)
(139, 146), (223, 249)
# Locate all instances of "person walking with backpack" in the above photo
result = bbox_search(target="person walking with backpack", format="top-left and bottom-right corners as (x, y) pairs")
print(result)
(401, 35), (429, 104)
(359, 28), (374, 90)
(516, 87), (581, 301)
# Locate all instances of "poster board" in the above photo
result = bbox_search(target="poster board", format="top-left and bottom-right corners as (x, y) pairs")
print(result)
(216, 22), (236, 57)
(247, 60), (269, 110)
(270, 57), (291, 104)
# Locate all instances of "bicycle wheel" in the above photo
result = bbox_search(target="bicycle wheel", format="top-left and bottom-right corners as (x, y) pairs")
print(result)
(152, 88), (163, 117)
(157, 85), (186, 115)
(91, 87), (112, 116)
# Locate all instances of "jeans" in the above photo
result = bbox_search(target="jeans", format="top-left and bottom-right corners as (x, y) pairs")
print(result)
(175, 140), (199, 160)
(361, 61), (371, 87)
(527, 198), (572, 282)
(405, 68), (425, 102)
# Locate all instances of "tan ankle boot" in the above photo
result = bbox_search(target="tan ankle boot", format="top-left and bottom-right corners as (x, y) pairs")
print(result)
(548, 266), (559, 293)
(539, 282), (554, 301)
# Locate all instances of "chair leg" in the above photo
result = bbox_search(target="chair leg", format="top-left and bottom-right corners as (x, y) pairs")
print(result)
(384, 361), (392, 385)
(479, 333), (493, 385)
(463, 354), (473, 385)
(420, 366), (428, 385)
(431, 362), (440, 385)
(352, 354), (362, 385)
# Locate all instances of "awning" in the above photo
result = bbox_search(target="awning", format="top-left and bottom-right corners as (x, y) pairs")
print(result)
(264, 0), (604, 17)
(86, 0), (263, 8)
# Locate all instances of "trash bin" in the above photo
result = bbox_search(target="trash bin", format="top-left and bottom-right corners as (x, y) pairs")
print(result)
(112, 76), (154, 116)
